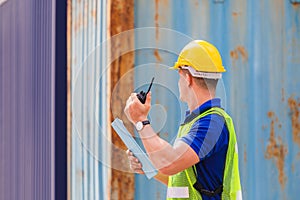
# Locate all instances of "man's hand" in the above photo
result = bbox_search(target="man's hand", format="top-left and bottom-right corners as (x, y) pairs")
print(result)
(124, 92), (151, 124)
(126, 150), (144, 174)
(127, 149), (169, 185)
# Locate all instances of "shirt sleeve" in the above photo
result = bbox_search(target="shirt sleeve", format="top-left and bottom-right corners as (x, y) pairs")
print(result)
(179, 114), (229, 161)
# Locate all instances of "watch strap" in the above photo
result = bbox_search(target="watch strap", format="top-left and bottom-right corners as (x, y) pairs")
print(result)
(142, 120), (150, 126)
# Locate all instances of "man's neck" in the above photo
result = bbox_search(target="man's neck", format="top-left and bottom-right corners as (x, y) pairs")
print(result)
(187, 89), (215, 111)
(188, 97), (213, 112)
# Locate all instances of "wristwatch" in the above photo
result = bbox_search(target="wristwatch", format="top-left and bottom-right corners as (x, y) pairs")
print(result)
(135, 120), (150, 131)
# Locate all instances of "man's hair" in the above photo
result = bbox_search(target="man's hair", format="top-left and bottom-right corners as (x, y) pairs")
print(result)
(181, 69), (218, 91)
(195, 78), (218, 91)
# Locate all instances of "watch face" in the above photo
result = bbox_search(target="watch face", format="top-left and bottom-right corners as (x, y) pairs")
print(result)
(136, 121), (143, 131)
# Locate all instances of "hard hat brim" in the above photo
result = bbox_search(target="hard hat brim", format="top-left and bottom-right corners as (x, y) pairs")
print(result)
(180, 66), (222, 79)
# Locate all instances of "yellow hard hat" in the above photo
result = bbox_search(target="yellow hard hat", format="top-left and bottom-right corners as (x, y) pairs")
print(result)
(171, 40), (226, 74)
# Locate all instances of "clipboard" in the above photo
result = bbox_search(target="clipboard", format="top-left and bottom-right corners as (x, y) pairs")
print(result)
(111, 118), (158, 179)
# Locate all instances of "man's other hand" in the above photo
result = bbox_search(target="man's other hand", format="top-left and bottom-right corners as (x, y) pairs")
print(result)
(126, 149), (144, 174)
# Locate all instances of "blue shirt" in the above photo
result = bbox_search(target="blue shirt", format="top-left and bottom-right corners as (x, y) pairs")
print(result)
(179, 98), (229, 200)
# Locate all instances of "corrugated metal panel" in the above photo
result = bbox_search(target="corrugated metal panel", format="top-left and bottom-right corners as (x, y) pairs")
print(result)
(108, 0), (136, 199)
(0, 0), (55, 200)
(69, 0), (108, 199)
(134, 0), (300, 199)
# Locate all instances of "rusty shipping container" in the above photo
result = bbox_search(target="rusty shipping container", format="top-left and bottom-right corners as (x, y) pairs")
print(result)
(68, 0), (300, 200)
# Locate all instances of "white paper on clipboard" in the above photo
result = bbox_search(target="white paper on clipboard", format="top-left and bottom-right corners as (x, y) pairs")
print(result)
(111, 118), (158, 179)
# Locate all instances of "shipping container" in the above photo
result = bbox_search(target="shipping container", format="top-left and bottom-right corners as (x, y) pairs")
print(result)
(68, 0), (300, 199)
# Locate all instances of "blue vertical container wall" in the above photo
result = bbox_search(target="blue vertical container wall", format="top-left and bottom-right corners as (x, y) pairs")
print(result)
(69, 0), (109, 199)
(134, 0), (300, 199)
(0, 0), (55, 200)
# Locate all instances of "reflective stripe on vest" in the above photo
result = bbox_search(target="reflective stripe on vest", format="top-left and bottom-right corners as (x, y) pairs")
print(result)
(167, 107), (242, 200)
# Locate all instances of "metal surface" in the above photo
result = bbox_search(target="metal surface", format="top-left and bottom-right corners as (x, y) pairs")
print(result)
(69, 0), (108, 199)
(108, 0), (136, 198)
(0, 0), (55, 200)
(134, 0), (300, 199)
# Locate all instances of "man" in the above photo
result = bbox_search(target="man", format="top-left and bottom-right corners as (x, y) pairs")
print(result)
(124, 40), (242, 199)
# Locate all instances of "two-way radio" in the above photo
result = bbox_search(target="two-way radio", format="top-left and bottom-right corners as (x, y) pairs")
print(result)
(136, 77), (155, 104)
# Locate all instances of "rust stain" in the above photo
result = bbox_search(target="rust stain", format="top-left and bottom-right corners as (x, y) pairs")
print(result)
(155, 0), (159, 40)
(230, 46), (248, 62)
(268, 111), (274, 118)
(109, 0), (135, 198)
(288, 96), (300, 147)
(91, 9), (97, 22)
(265, 111), (288, 190)
(282, 88), (285, 102)
(230, 50), (238, 60)
(154, 49), (162, 62)
(237, 46), (248, 61)
(232, 12), (241, 17)
(161, 0), (169, 6)
(74, 13), (83, 33)
(292, 2), (300, 8)
(83, 2), (88, 27)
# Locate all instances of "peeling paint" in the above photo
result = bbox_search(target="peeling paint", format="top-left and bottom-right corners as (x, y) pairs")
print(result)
(230, 46), (248, 62)
(265, 111), (288, 190)
(288, 97), (300, 147)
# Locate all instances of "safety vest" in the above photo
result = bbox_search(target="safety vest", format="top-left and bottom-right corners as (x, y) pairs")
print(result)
(167, 107), (242, 200)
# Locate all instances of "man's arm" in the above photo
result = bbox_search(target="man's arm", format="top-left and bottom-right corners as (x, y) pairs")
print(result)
(138, 125), (199, 175)
(124, 92), (199, 175)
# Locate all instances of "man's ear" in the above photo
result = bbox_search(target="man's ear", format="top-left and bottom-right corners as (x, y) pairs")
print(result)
(185, 72), (192, 86)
